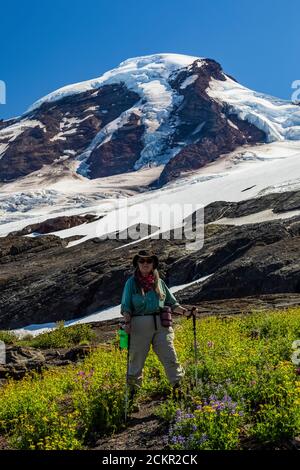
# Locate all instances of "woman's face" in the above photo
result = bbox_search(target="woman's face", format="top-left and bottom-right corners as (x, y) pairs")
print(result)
(138, 258), (154, 275)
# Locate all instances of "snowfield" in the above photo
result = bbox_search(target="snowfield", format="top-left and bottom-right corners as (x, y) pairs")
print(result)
(207, 76), (300, 142)
(1, 53), (300, 332)
(27, 54), (201, 112)
(1, 141), (300, 243)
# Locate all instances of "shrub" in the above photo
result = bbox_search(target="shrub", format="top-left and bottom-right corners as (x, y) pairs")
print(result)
(0, 331), (18, 345)
(21, 323), (95, 349)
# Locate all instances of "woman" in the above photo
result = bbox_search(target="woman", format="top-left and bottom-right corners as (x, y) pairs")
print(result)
(120, 249), (188, 408)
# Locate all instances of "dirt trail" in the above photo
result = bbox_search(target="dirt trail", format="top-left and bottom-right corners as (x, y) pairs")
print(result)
(93, 398), (169, 450)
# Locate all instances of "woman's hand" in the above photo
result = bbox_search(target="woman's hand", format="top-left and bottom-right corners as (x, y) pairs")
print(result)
(122, 312), (131, 334)
(123, 312), (131, 323)
(174, 306), (199, 317)
(173, 305), (189, 316)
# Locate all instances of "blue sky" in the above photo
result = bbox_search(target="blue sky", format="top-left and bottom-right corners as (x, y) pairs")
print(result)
(0, 0), (299, 119)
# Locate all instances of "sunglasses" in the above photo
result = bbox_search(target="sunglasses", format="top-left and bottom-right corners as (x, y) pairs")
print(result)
(138, 258), (153, 264)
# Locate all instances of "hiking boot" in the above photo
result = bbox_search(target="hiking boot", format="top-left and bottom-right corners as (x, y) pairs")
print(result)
(171, 382), (184, 401)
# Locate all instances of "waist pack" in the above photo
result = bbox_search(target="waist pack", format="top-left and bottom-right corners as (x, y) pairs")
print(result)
(159, 306), (173, 327)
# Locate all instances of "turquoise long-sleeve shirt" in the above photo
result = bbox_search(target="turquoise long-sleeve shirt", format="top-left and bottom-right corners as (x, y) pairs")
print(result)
(120, 275), (180, 316)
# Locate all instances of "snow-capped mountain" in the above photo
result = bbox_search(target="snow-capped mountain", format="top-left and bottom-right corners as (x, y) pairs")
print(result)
(1, 53), (299, 186)
(1, 53), (300, 234)
(1, 54), (300, 331)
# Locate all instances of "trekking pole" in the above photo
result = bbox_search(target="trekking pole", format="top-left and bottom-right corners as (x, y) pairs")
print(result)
(187, 306), (198, 387)
(124, 333), (131, 423)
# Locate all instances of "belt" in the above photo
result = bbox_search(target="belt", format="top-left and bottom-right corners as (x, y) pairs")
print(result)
(131, 311), (160, 317)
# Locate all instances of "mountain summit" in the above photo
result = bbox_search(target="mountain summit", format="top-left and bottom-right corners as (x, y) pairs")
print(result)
(0, 53), (299, 186)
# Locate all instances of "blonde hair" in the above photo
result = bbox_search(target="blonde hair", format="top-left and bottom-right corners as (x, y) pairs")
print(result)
(153, 268), (166, 301)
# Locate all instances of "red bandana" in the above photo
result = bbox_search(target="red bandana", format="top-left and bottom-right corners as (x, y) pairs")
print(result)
(135, 269), (155, 293)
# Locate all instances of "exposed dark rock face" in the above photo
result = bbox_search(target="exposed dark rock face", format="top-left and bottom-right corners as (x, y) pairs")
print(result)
(175, 233), (300, 303)
(0, 345), (92, 380)
(0, 234), (67, 259)
(167, 220), (293, 285)
(0, 191), (300, 329)
(0, 118), (18, 130)
(0, 347), (46, 380)
(85, 113), (145, 177)
(0, 84), (140, 181)
(0, 230), (187, 328)
(181, 293), (300, 317)
(184, 190), (300, 225)
(10, 214), (99, 236)
(154, 59), (266, 186)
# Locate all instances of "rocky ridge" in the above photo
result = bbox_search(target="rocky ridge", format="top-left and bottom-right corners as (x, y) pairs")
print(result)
(0, 190), (299, 329)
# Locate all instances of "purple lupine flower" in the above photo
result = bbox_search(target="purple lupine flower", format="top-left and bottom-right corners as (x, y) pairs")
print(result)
(175, 410), (183, 422)
(175, 410), (195, 421)
(185, 413), (195, 419)
(207, 341), (214, 348)
(215, 402), (226, 411)
(203, 395), (240, 415)
(177, 435), (186, 444)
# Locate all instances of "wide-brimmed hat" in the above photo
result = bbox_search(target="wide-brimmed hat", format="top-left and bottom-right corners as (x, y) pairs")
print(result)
(132, 249), (159, 269)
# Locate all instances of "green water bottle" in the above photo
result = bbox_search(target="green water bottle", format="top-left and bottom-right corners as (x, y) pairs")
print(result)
(118, 328), (129, 350)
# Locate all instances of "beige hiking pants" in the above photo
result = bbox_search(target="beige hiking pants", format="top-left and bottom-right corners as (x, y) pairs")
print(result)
(127, 314), (185, 390)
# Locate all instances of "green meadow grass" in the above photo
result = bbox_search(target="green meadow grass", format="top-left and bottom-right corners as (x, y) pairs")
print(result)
(0, 322), (95, 349)
(0, 307), (299, 450)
